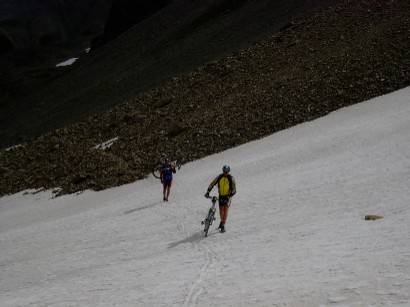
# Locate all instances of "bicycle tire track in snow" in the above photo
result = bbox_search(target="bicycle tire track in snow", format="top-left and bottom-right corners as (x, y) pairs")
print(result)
(156, 201), (219, 307)
(184, 246), (218, 307)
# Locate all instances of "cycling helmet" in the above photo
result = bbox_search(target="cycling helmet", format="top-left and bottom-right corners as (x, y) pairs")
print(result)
(222, 165), (230, 173)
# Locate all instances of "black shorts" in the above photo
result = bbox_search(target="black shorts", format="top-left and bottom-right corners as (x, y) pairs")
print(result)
(219, 196), (231, 207)
(162, 179), (172, 188)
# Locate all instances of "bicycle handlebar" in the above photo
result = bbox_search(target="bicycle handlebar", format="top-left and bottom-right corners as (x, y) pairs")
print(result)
(205, 195), (219, 202)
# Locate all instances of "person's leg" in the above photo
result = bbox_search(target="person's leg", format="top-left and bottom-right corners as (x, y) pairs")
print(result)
(219, 205), (223, 221)
(165, 187), (170, 200)
(162, 182), (166, 200)
(218, 205), (223, 228)
(221, 205), (229, 224)
(219, 204), (228, 231)
(165, 180), (172, 201)
(219, 197), (231, 231)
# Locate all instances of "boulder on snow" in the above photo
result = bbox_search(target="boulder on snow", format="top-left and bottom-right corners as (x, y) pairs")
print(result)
(365, 215), (383, 221)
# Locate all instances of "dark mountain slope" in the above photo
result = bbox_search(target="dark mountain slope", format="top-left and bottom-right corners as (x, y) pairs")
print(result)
(0, 0), (113, 64)
(0, 0), (337, 148)
(91, 0), (171, 50)
(1, 0), (409, 196)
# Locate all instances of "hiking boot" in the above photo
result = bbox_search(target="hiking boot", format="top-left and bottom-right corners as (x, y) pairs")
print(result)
(217, 222), (222, 229)
(220, 225), (226, 233)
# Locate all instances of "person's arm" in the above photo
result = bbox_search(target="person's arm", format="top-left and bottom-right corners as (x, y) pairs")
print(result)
(230, 176), (236, 197)
(208, 175), (220, 192)
(205, 175), (219, 197)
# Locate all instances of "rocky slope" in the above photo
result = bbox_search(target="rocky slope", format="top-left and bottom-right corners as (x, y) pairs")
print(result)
(1, 0), (409, 196)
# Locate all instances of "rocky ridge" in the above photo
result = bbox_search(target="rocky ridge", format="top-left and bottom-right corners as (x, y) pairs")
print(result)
(1, 0), (409, 196)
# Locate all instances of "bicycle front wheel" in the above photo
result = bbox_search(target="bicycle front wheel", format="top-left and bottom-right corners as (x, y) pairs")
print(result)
(204, 219), (210, 237)
(204, 211), (215, 237)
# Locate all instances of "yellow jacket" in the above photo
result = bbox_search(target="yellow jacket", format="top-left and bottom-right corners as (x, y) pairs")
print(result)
(208, 174), (236, 197)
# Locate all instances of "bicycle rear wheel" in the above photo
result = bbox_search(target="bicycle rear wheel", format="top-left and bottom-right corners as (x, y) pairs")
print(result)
(152, 164), (161, 179)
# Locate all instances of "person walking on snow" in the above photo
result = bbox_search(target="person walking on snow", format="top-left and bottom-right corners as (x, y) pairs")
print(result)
(160, 157), (176, 201)
(205, 165), (236, 233)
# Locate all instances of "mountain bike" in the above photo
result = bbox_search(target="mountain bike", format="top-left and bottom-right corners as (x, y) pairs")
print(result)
(201, 195), (218, 237)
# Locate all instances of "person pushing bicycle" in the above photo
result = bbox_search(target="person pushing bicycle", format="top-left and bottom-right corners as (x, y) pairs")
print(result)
(205, 165), (236, 233)
(160, 157), (176, 201)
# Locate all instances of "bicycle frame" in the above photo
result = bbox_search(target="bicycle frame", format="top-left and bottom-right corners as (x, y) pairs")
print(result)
(202, 196), (218, 237)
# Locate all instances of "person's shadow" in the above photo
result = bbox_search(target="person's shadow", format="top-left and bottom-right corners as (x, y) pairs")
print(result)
(123, 202), (158, 214)
(168, 230), (217, 249)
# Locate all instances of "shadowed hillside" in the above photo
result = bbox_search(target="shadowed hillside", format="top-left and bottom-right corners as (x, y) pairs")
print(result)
(0, 0), (113, 67)
(0, 0), (337, 148)
(1, 0), (409, 196)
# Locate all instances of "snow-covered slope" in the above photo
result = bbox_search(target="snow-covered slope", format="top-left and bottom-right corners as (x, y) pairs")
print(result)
(1, 87), (410, 306)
